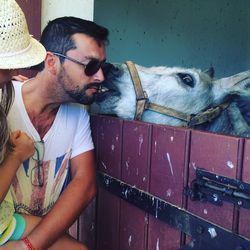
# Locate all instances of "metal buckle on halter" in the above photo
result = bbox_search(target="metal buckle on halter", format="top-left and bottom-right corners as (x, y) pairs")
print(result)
(136, 91), (148, 102)
(134, 92), (149, 121)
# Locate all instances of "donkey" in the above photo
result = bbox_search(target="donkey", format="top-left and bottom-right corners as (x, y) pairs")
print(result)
(91, 62), (250, 138)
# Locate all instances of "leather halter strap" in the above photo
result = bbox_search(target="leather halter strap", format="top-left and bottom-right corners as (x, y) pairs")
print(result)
(125, 61), (229, 127)
(126, 61), (148, 120)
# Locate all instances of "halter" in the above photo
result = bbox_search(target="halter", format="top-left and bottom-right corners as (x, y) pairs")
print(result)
(126, 61), (229, 128)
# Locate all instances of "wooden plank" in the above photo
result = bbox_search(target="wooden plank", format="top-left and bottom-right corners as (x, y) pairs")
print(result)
(96, 116), (123, 250)
(97, 116), (123, 178)
(121, 120), (151, 190)
(119, 120), (152, 250)
(148, 216), (181, 250)
(148, 124), (190, 249)
(187, 130), (244, 230)
(96, 188), (120, 250)
(119, 201), (148, 250)
(239, 138), (250, 239)
(78, 199), (96, 250)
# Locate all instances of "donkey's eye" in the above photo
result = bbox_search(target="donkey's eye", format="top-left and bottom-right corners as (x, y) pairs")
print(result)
(177, 73), (194, 88)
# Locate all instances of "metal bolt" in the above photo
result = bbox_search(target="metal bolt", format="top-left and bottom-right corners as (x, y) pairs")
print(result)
(213, 194), (218, 202)
(196, 225), (204, 234)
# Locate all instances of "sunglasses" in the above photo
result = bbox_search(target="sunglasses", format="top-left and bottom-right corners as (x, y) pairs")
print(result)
(52, 52), (106, 77)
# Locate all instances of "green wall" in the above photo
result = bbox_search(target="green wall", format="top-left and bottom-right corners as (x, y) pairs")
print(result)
(94, 0), (250, 78)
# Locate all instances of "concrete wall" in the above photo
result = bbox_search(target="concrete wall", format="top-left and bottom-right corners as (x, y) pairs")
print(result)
(41, 0), (94, 30)
(94, 0), (250, 78)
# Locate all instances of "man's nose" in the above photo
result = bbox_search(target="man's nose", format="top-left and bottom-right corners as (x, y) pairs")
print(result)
(94, 68), (105, 83)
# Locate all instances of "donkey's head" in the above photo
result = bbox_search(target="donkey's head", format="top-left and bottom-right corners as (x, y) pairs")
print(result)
(93, 63), (250, 127)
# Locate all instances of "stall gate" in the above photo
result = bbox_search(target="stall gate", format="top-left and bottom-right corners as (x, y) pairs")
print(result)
(72, 114), (250, 250)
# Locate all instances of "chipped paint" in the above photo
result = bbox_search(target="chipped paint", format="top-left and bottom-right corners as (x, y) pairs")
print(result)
(170, 136), (174, 142)
(154, 140), (157, 153)
(191, 162), (197, 170)
(155, 199), (159, 218)
(166, 152), (174, 176)
(139, 134), (143, 155)
(90, 222), (95, 231)
(156, 237), (160, 250)
(101, 161), (107, 169)
(126, 160), (129, 170)
(212, 194), (218, 202)
(111, 144), (115, 151)
(166, 188), (172, 197)
(226, 161), (234, 169)
(152, 197), (155, 205)
(124, 188), (129, 199)
(105, 178), (110, 185)
(203, 209), (208, 215)
(143, 176), (146, 182)
(128, 235), (132, 246)
(208, 227), (217, 238)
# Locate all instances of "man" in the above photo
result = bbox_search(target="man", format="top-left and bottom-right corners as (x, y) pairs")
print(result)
(5, 17), (109, 249)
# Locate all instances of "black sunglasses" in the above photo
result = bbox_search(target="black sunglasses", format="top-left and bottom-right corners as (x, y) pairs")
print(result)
(52, 52), (106, 77)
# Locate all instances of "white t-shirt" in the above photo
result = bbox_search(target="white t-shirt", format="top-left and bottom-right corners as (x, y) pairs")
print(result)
(7, 81), (94, 216)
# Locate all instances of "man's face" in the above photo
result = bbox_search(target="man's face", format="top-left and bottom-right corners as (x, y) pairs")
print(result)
(0, 69), (17, 89)
(57, 33), (106, 105)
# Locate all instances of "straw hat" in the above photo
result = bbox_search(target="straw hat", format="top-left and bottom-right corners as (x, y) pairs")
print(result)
(0, 0), (46, 69)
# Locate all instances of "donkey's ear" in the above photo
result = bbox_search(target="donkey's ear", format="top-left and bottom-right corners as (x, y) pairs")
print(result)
(204, 67), (215, 78)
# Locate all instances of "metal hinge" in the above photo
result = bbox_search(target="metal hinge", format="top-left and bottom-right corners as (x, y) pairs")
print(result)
(98, 171), (250, 250)
(186, 168), (250, 209)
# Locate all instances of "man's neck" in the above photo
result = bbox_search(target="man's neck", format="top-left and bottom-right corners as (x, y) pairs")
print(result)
(22, 75), (61, 138)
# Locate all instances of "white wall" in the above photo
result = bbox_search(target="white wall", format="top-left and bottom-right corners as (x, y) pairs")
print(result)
(41, 0), (94, 31)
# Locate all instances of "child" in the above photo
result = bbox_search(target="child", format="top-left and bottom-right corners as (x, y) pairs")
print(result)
(0, 106), (36, 246)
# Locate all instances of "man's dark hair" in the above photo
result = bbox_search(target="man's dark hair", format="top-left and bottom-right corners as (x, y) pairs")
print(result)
(35, 17), (109, 70)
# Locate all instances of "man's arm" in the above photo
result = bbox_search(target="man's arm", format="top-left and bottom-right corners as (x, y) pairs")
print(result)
(26, 150), (96, 250)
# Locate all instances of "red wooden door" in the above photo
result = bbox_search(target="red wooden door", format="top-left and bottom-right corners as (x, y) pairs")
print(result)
(16, 0), (42, 77)
(16, 0), (42, 39)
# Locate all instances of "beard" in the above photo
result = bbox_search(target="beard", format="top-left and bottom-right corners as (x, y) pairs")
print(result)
(65, 82), (100, 105)
(58, 67), (100, 105)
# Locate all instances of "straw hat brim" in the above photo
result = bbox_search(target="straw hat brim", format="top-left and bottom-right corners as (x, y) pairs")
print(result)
(0, 37), (46, 70)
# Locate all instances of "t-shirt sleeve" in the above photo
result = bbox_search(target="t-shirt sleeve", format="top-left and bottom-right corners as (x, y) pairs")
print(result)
(71, 107), (94, 158)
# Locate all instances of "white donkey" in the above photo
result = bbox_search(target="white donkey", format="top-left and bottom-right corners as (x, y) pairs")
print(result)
(91, 62), (250, 138)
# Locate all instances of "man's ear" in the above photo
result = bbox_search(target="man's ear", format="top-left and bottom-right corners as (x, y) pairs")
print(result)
(44, 52), (59, 75)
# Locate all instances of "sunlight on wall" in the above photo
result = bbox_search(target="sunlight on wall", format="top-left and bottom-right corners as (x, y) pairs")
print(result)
(42, 0), (94, 31)
(95, 0), (250, 78)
